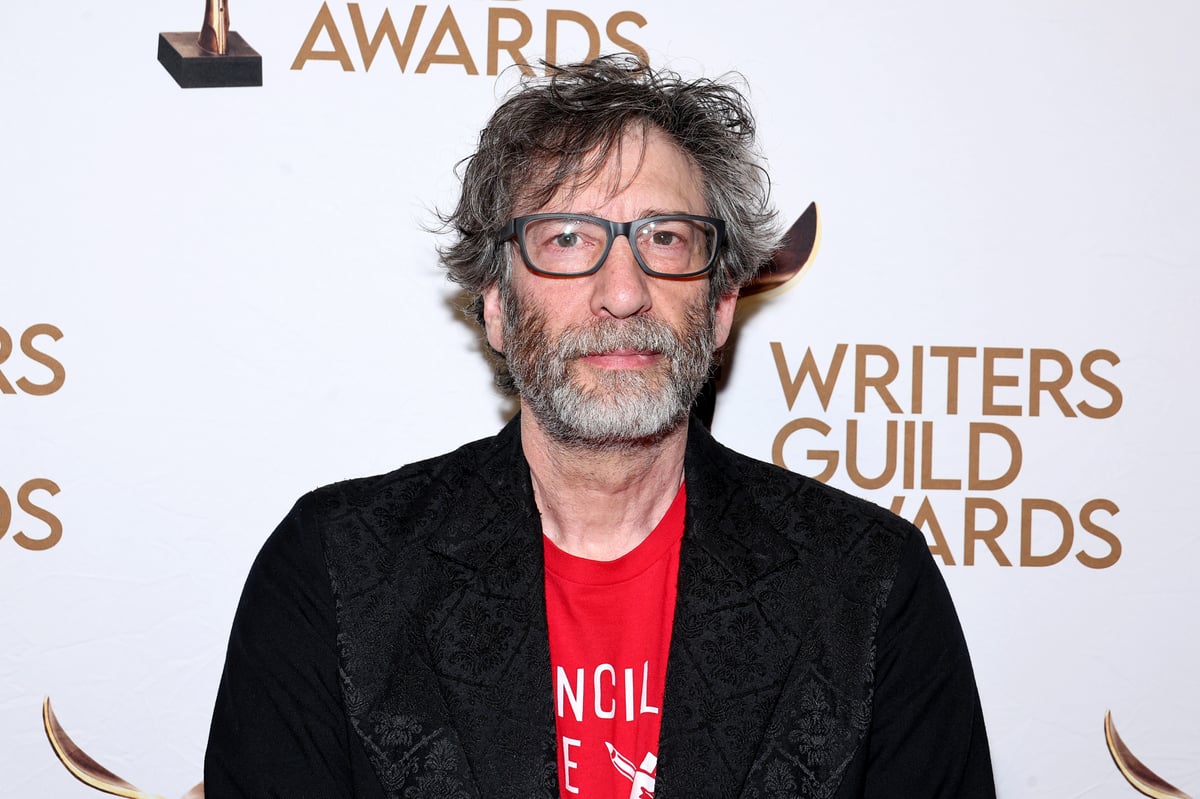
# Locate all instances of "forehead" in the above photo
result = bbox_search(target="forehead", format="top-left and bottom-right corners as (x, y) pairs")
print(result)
(521, 125), (706, 216)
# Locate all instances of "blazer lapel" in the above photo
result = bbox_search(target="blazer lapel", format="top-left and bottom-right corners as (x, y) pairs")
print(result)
(329, 419), (557, 799)
(418, 418), (559, 799)
(656, 423), (804, 798)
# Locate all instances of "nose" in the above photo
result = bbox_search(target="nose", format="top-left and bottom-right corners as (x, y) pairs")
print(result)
(589, 235), (652, 319)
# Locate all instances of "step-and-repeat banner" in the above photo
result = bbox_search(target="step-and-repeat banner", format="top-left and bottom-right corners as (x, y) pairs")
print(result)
(3, 2), (1197, 797)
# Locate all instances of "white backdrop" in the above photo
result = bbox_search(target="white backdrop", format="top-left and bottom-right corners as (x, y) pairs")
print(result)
(3, 1), (1198, 797)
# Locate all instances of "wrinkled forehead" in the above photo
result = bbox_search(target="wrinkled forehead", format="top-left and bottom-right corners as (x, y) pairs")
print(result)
(511, 122), (704, 216)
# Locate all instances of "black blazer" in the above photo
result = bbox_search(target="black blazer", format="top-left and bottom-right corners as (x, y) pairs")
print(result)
(206, 419), (993, 798)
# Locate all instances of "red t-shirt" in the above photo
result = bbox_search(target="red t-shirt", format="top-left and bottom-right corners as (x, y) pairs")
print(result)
(543, 484), (685, 799)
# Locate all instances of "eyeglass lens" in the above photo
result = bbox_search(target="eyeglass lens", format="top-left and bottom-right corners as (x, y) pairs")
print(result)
(523, 216), (718, 275)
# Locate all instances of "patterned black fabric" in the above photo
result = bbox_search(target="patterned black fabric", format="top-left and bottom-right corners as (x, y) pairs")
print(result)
(317, 420), (556, 798)
(207, 417), (994, 798)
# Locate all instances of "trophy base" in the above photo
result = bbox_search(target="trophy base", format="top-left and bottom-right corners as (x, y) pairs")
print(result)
(157, 31), (262, 89)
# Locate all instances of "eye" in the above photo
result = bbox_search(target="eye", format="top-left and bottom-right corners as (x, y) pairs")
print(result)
(552, 230), (581, 248)
(534, 218), (599, 250)
(638, 221), (692, 249)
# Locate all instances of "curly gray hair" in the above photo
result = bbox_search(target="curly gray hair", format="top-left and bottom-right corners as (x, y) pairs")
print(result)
(439, 54), (780, 322)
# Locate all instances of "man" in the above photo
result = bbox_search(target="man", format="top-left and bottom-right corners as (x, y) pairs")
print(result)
(205, 55), (994, 798)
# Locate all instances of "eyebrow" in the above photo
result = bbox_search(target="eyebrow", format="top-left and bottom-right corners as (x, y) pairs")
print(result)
(549, 208), (691, 220)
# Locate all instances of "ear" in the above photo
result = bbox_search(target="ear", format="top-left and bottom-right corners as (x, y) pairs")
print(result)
(713, 288), (738, 348)
(482, 282), (505, 353)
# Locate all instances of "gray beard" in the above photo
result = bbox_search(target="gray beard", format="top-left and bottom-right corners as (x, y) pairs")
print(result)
(501, 290), (718, 449)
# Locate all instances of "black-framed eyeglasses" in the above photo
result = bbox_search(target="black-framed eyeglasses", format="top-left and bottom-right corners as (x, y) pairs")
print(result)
(496, 213), (726, 278)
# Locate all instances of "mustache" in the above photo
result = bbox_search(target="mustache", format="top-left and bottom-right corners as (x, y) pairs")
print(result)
(555, 317), (683, 360)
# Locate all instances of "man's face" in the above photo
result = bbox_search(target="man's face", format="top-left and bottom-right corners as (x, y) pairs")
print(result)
(482, 126), (737, 447)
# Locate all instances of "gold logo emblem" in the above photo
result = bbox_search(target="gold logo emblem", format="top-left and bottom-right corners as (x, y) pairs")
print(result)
(43, 698), (204, 799)
(1106, 710), (1192, 799)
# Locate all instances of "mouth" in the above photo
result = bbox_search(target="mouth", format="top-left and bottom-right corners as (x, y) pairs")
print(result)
(578, 349), (663, 369)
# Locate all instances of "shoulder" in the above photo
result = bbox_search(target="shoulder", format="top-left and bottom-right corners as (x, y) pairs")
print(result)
(281, 420), (535, 598)
(689, 422), (917, 553)
(292, 423), (520, 536)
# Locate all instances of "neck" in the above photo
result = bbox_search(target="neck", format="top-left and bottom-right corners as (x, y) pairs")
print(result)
(520, 410), (689, 561)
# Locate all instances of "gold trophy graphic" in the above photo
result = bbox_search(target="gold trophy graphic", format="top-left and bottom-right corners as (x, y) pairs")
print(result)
(692, 201), (821, 428)
(740, 201), (821, 300)
(1106, 711), (1192, 799)
(158, 0), (262, 88)
(44, 698), (204, 799)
